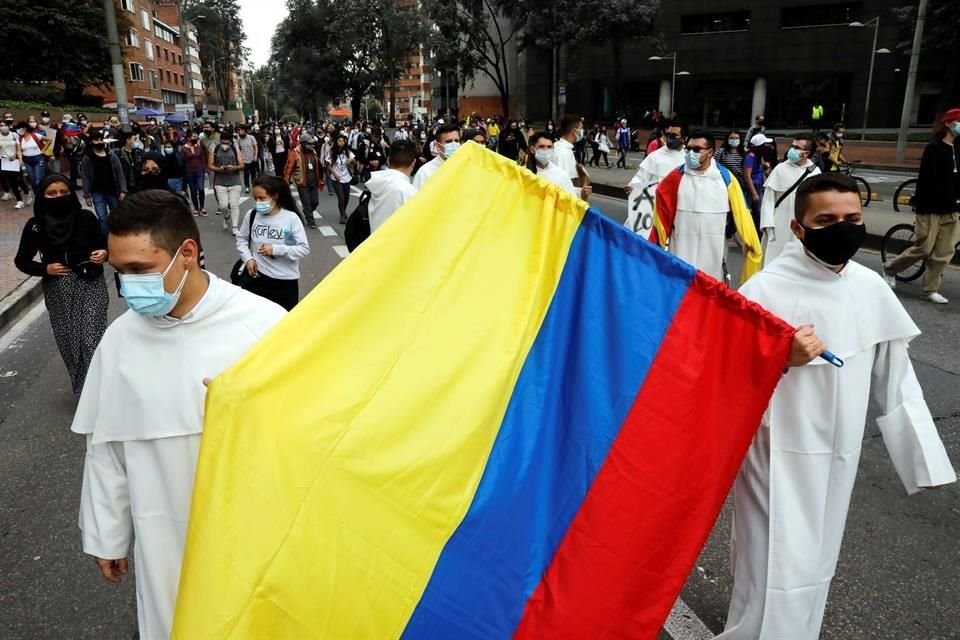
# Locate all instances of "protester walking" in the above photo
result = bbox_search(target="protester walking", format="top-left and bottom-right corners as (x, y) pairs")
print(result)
(882, 108), (960, 304)
(616, 120), (630, 168)
(20, 115), (50, 196)
(14, 174), (108, 396)
(326, 133), (356, 224)
(209, 129), (244, 235)
(592, 127), (611, 168)
(284, 133), (324, 230)
(81, 130), (127, 234)
(181, 131), (207, 216)
(0, 120), (24, 208)
(237, 125), (259, 193)
(237, 175), (310, 310)
(743, 133), (773, 233)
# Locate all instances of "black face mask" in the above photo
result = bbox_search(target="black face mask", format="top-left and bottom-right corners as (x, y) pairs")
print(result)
(800, 221), (866, 267)
(666, 137), (683, 150)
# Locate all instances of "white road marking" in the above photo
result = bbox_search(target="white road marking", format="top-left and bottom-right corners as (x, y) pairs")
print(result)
(318, 226), (337, 237)
(0, 300), (46, 353)
(665, 599), (715, 640)
(332, 245), (349, 259)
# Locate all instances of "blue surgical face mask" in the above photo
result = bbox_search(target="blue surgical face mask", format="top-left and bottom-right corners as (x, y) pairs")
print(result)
(163, 147), (174, 155)
(951, 122), (960, 137)
(132, 140), (144, 150)
(728, 138), (740, 147)
(786, 147), (803, 164)
(535, 149), (554, 165)
(685, 149), (703, 170)
(254, 200), (273, 214)
(575, 128), (584, 142)
(118, 247), (189, 317)
(441, 141), (460, 158)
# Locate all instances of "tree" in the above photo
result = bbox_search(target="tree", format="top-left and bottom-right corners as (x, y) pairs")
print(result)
(0, 0), (131, 104)
(182, 0), (247, 112)
(270, 0), (339, 120)
(422, 0), (519, 118)
(324, 0), (390, 120)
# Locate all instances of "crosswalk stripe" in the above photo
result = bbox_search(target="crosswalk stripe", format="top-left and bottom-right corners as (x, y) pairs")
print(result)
(332, 245), (349, 259)
(318, 226), (337, 237)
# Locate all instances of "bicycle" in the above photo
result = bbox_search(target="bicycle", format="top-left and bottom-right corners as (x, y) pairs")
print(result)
(880, 221), (960, 283)
(892, 177), (918, 213)
(837, 161), (872, 207)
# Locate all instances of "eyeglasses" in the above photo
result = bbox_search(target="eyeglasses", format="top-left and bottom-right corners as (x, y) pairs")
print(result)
(685, 146), (709, 153)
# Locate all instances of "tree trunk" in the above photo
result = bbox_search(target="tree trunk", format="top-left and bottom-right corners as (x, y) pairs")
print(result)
(390, 74), (398, 127)
(500, 88), (510, 120)
(351, 93), (362, 122)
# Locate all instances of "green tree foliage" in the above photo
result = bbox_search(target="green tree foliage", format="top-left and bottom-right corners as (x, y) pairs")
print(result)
(182, 0), (247, 110)
(270, 0), (338, 121)
(0, 0), (131, 104)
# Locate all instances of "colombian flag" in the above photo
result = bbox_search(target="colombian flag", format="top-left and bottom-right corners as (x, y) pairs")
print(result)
(173, 142), (794, 639)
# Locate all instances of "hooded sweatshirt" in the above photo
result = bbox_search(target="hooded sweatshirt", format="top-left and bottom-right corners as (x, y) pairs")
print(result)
(367, 168), (417, 233)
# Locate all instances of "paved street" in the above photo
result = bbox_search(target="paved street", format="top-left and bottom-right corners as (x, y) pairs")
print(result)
(1, 185), (958, 639)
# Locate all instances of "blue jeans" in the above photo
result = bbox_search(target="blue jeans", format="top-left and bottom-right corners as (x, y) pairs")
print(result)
(23, 155), (47, 195)
(167, 177), (185, 194)
(91, 192), (120, 235)
(185, 172), (205, 211)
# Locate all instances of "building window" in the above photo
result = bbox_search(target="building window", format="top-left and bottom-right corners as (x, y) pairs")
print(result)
(781, 3), (861, 28)
(126, 28), (139, 48)
(681, 10), (751, 34)
(145, 40), (154, 60)
(166, 70), (172, 82)
(156, 44), (161, 58)
(164, 49), (169, 61)
(174, 72), (179, 85)
(149, 70), (159, 90)
(141, 8), (150, 29)
(129, 63), (144, 82)
(177, 54), (182, 65)
(121, 0), (135, 12)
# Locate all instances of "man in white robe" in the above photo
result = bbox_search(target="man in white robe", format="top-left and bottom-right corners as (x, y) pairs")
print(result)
(720, 174), (956, 639)
(71, 190), (286, 640)
(759, 133), (821, 266)
(412, 123), (461, 191)
(650, 130), (762, 283)
(623, 122), (685, 235)
(553, 115), (592, 200)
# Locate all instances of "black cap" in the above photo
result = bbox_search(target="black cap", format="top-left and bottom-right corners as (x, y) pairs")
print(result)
(40, 109), (51, 117)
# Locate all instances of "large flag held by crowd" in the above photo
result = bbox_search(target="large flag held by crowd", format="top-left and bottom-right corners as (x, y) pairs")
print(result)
(172, 142), (795, 639)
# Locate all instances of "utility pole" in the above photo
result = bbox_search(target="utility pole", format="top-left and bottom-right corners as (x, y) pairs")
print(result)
(896, 0), (928, 164)
(103, 0), (131, 132)
(177, 1), (195, 118)
(249, 69), (256, 123)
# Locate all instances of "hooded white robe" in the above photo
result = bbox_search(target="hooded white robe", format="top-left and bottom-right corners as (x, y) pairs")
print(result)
(72, 273), (286, 640)
(719, 242), (956, 639)
(759, 159), (821, 266)
(624, 147), (684, 234)
(412, 155), (444, 191)
(669, 160), (731, 281)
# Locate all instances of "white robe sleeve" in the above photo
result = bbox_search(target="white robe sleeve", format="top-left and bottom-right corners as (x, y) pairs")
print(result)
(872, 340), (957, 494)
(760, 185), (777, 237)
(79, 435), (133, 559)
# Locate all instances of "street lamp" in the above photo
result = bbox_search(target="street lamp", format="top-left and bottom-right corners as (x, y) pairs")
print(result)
(850, 18), (891, 141)
(649, 53), (682, 116)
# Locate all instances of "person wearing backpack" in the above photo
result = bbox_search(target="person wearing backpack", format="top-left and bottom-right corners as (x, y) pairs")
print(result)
(208, 127), (244, 235)
(759, 134), (820, 266)
(367, 139), (418, 234)
(283, 133), (324, 230)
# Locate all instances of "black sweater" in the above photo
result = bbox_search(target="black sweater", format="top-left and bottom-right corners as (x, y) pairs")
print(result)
(915, 139), (960, 214)
(14, 210), (107, 279)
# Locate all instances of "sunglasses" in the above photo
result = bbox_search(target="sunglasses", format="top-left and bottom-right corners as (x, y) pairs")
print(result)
(685, 146), (710, 153)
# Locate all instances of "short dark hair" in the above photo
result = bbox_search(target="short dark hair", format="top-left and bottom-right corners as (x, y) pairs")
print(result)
(389, 139), (417, 167)
(435, 123), (461, 141)
(664, 119), (688, 137)
(814, 132), (830, 144)
(108, 190), (201, 255)
(833, 122), (845, 131)
(528, 131), (553, 147)
(793, 133), (814, 151)
(463, 128), (486, 142)
(794, 174), (860, 222)
(559, 114), (581, 136)
(687, 129), (715, 149)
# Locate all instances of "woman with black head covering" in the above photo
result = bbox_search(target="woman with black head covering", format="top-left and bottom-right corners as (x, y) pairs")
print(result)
(135, 151), (173, 192)
(14, 173), (109, 396)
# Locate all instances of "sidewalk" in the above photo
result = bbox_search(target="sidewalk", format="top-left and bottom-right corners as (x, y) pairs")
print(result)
(0, 197), (42, 333)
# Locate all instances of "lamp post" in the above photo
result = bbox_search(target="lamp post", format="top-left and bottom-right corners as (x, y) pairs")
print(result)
(897, 0), (928, 163)
(648, 53), (691, 117)
(850, 18), (890, 141)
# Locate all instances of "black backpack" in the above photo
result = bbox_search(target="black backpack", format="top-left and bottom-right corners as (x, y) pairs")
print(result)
(344, 190), (372, 253)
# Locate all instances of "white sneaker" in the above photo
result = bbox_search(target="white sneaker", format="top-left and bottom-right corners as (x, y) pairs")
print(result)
(24, 193), (34, 206)
(1, 192), (10, 201)
(879, 267), (896, 289)
(14, 200), (25, 209)
(231, 228), (238, 236)
(923, 292), (948, 304)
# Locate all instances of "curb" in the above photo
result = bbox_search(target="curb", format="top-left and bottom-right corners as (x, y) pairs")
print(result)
(0, 277), (43, 335)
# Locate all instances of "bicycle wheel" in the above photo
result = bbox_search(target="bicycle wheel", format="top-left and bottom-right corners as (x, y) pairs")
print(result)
(893, 178), (918, 213)
(880, 223), (925, 283)
(852, 176), (872, 208)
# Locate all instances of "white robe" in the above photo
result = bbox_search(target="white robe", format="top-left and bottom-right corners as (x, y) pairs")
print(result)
(720, 242), (956, 639)
(759, 159), (821, 266)
(553, 138), (578, 180)
(412, 156), (444, 191)
(669, 161), (731, 281)
(624, 147), (684, 234)
(536, 161), (578, 198)
(72, 273), (286, 640)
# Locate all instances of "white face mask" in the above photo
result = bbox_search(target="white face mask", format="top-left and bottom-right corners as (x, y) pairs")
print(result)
(535, 149), (554, 165)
